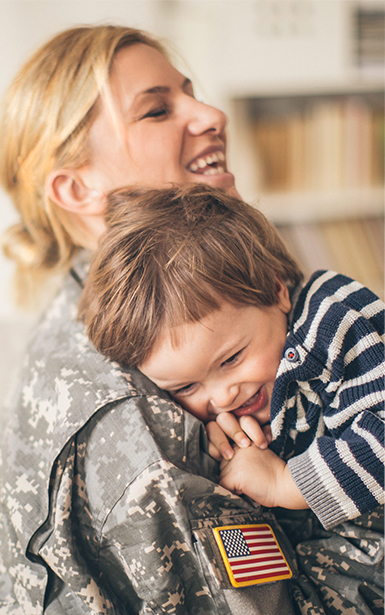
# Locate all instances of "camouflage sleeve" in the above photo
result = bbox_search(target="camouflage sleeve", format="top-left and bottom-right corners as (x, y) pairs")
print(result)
(70, 396), (297, 615)
(0, 515), (26, 615)
(96, 460), (296, 615)
(0, 393), (296, 615)
(97, 459), (220, 614)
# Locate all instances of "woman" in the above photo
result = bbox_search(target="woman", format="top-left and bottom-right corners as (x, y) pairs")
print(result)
(0, 26), (296, 614)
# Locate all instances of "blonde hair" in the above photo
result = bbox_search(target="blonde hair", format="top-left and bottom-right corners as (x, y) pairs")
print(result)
(79, 184), (303, 367)
(0, 25), (166, 306)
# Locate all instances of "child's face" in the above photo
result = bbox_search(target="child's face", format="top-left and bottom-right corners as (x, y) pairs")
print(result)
(140, 283), (291, 425)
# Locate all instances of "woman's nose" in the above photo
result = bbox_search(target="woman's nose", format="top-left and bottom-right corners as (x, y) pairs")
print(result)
(186, 98), (227, 136)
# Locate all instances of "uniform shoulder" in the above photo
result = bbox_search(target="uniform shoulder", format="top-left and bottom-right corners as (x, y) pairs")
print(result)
(13, 269), (166, 437)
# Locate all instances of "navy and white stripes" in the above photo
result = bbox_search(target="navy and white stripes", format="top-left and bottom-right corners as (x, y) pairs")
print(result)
(270, 270), (384, 529)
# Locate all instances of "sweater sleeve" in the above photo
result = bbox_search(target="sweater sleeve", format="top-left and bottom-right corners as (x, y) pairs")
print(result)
(287, 288), (384, 530)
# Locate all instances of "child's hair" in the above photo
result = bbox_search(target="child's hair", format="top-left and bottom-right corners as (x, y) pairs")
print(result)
(79, 184), (303, 367)
(0, 25), (167, 306)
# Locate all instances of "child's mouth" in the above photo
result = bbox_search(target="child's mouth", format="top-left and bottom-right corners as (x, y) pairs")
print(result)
(232, 387), (267, 418)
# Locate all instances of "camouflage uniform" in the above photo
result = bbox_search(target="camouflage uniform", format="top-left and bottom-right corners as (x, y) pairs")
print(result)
(279, 506), (384, 615)
(0, 252), (297, 614)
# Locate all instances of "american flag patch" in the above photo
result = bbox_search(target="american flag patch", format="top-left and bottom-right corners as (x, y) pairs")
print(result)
(213, 524), (292, 587)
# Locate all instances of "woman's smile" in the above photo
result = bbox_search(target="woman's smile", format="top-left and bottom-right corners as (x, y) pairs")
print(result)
(187, 147), (226, 175)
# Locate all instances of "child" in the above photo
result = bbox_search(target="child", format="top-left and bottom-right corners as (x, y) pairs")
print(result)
(79, 183), (384, 532)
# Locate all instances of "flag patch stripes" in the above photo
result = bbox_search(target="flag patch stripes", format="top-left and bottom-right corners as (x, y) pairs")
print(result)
(213, 524), (292, 587)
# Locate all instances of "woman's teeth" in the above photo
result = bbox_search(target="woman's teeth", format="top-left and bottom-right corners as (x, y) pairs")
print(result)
(188, 151), (225, 175)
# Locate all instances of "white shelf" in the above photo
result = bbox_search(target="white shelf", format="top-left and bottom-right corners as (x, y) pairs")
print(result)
(225, 78), (385, 101)
(255, 186), (384, 225)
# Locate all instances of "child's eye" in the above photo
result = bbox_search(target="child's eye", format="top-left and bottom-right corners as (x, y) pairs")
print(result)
(140, 105), (169, 120)
(171, 383), (196, 397)
(221, 348), (244, 367)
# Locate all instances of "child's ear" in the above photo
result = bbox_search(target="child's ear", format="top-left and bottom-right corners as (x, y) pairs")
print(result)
(276, 279), (291, 314)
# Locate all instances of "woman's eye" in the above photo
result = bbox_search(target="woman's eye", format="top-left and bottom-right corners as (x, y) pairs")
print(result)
(222, 349), (243, 367)
(141, 106), (169, 120)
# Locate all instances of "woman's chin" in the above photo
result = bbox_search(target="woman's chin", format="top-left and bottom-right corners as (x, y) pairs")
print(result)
(190, 170), (237, 194)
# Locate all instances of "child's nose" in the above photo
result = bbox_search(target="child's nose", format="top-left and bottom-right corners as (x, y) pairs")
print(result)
(210, 383), (240, 413)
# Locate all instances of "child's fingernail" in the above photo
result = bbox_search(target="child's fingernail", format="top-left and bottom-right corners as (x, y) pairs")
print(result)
(259, 441), (268, 449)
(240, 438), (250, 448)
(224, 449), (234, 460)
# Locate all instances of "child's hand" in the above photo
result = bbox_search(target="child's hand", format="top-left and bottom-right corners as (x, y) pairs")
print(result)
(219, 444), (309, 510)
(206, 413), (272, 461)
(206, 420), (236, 460)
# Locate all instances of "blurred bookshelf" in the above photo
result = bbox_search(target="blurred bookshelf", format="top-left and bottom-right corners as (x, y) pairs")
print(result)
(227, 3), (384, 300)
(247, 91), (384, 198)
(355, 5), (385, 69)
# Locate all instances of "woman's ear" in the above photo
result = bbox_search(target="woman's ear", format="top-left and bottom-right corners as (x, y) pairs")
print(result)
(45, 168), (105, 215)
(276, 279), (291, 314)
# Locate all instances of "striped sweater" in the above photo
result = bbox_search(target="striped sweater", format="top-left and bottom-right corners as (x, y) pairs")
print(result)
(270, 270), (384, 530)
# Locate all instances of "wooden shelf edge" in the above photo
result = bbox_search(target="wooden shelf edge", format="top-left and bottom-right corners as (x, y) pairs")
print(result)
(226, 79), (385, 101)
(253, 186), (385, 224)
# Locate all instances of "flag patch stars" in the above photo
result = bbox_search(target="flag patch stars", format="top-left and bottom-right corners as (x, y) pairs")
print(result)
(213, 524), (292, 587)
(219, 528), (251, 558)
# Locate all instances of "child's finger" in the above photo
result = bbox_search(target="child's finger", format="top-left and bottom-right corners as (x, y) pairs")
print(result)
(262, 423), (272, 444)
(219, 444), (240, 471)
(206, 421), (234, 460)
(207, 441), (223, 461)
(216, 412), (251, 448)
(238, 415), (269, 449)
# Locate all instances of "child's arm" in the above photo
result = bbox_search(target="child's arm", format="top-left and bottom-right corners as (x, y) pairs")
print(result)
(206, 413), (272, 460)
(219, 444), (309, 510)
